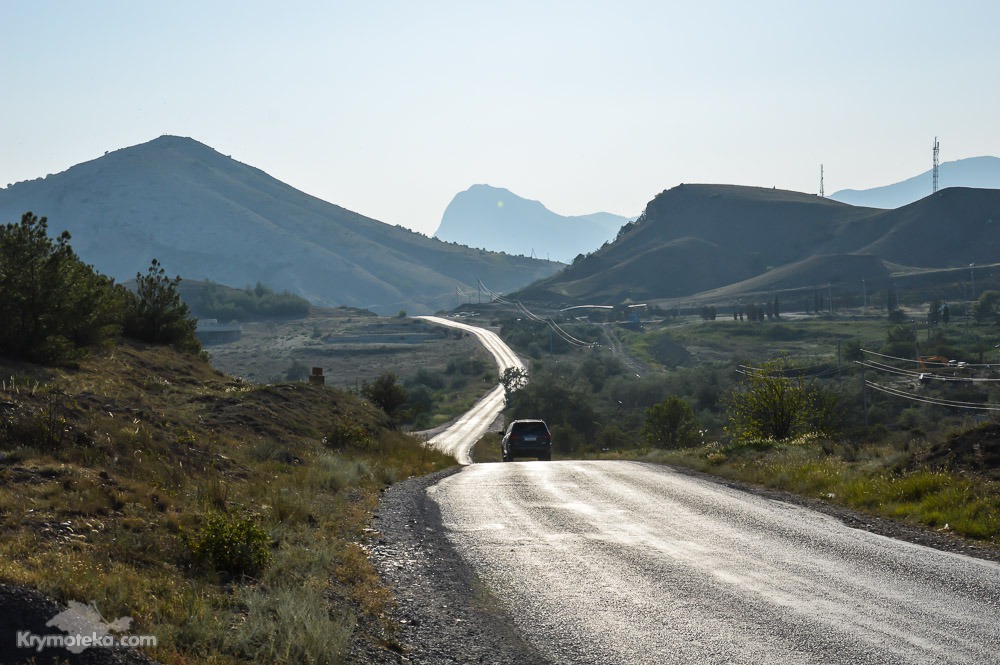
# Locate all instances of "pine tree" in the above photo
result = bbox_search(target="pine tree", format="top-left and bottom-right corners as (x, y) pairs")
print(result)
(123, 259), (200, 352)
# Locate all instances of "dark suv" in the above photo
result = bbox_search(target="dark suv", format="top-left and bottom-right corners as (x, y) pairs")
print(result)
(501, 419), (552, 462)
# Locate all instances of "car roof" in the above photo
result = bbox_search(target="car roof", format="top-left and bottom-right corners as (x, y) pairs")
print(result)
(508, 419), (548, 430)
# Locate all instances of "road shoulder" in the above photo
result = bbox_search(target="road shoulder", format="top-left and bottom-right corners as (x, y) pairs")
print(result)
(349, 467), (548, 665)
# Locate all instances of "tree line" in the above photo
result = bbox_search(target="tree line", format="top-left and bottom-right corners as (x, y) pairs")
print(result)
(193, 281), (310, 322)
(0, 212), (200, 365)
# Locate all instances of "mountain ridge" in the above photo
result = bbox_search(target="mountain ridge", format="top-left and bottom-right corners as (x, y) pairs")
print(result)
(830, 155), (1000, 209)
(434, 184), (630, 262)
(0, 136), (562, 315)
(515, 183), (1000, 305)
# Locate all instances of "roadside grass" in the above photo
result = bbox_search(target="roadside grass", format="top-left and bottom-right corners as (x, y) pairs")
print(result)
(609, 436), (1000, 546)
(469, 432), (504, 464)
(0, 340), (454, 664)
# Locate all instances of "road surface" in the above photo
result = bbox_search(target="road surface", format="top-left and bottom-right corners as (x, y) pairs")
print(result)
(417, 316), (524, 464)
(430, 460), (1000, 664)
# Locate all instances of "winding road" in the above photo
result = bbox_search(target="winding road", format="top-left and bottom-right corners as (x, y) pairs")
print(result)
(414, 317), (1000, 664)
(417, 316), (524, 464)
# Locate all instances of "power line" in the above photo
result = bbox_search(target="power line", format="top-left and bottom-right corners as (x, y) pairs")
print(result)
(479, 280), (594, 348)
(736, 365), (843, 380)
(866, 380), (1000, 411)
(861, 348), (997, 369)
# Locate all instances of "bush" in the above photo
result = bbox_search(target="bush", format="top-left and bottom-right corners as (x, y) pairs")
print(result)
(410, 367), (445, 390)
(187, 511), (272, 579)
(724, 356), (828, 442)
(360, 372), (408, 425)
(642, 396), (701, 449)
(324, 423), (374, 451)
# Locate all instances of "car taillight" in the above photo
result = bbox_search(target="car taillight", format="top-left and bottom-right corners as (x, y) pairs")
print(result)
(543, 433), (551, 443)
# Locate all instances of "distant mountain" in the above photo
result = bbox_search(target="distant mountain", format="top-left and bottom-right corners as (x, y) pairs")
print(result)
(0, 137), (562, 315)
(434, 184), (631, 263)
(515, 184), (1000, 305)
(830, 156), (1000, 209)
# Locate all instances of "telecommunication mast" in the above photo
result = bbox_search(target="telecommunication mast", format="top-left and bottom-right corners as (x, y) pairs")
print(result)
(932, 137), (940, 193)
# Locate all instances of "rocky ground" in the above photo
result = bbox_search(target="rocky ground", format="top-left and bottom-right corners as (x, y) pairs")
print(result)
(349, 467), (547, 664)
(349, 462), (1000, 664)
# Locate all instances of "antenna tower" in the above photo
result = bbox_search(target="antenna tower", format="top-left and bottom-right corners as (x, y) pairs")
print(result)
(819, 164), (825, 198)
(932, 137), (940, 193)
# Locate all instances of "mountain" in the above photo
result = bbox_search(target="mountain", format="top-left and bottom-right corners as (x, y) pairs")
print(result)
(515, 184), (1000, 305)
(830, 156), (1000, 209)
(0, 137), (562, 315)
(434, 184), (631, 263)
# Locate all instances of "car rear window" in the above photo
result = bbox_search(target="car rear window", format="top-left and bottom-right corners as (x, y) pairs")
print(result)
(512, 422), (548, 436)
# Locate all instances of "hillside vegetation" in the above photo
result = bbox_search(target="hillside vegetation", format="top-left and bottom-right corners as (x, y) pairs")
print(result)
(0, 340), (453, 663)
(0, 214), (455, 663)
(517, 184), (1000, 306)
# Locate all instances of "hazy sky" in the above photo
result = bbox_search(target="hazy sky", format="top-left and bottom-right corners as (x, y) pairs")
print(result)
(3, 1), (999, 235)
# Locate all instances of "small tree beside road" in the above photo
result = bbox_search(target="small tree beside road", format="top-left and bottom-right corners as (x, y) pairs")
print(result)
(724, 356), (828, 442)
(641, 396), (700, 449)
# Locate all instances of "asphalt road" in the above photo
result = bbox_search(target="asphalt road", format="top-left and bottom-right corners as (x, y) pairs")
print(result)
(430, 460), (1000, 665)
(417, 316), (524, 464)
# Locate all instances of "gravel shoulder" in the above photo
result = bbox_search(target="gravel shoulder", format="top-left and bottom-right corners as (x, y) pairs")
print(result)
(351, 460), (999, 664)
(349, 467), (548, 665)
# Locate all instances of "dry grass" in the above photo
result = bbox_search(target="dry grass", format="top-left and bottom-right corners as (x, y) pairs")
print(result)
(0, 339), (454, 664)
(618, 436), (1000, 547)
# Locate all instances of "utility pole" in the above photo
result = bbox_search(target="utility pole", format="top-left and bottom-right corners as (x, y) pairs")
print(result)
(820, 164), (825, 198)
(861, 362), (869, 427)
(828, 283), (833, 315)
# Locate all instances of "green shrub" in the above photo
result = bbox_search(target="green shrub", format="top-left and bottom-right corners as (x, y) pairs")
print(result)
(410, 367), (445, 390)
(324, 423), (374, 451)
(724, 356), (831, 442)
(187, 511), (272, 579)
(642, 396), (701, 449)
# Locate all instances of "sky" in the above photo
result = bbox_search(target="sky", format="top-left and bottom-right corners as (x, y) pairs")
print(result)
(3, 1), (1000, 236)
